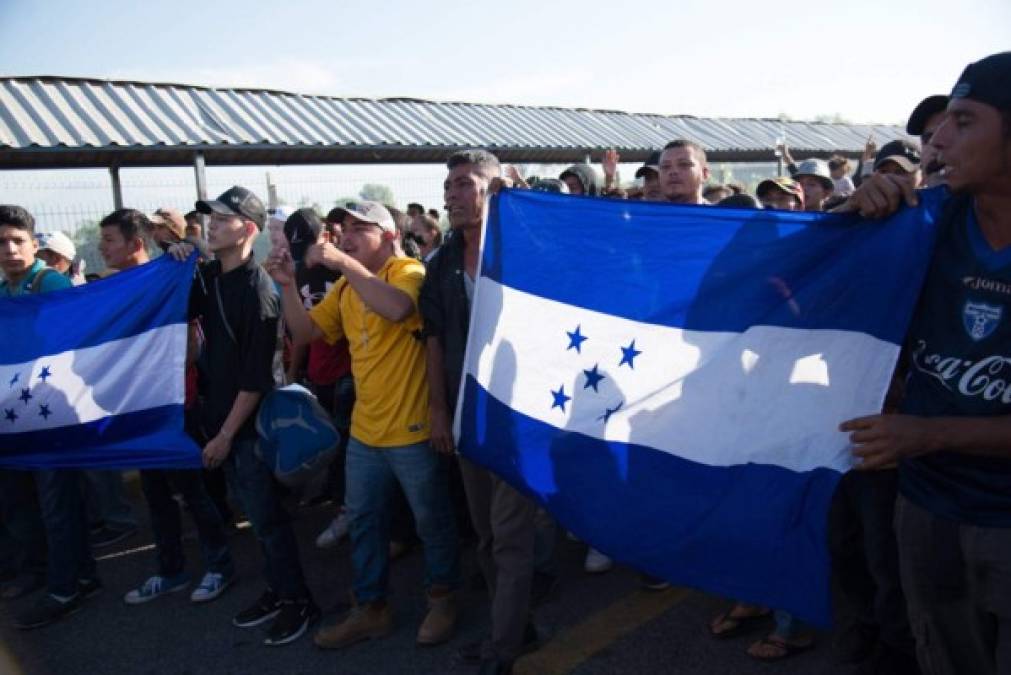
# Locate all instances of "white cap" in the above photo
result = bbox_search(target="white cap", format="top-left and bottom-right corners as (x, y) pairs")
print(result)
(37, 231), (76, 261)
(267, 206), (291, 226)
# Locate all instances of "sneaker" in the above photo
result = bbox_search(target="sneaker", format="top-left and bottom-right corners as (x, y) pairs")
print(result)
(190, 572), (233, 603)
(89, 526), (138, 549)
(416, 591), (457, 646)
(13, 593), (81, 630)
(315, 511), (350, 549)
(584, 548), (613, 574)
(264, 599), (320, 646)
(233, 589), (282, 628)
(314, 602), (393, 649)
(124, 573), (190, 605)
(78, 577), (103, 600)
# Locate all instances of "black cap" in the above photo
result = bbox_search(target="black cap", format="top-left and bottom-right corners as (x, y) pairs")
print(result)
(950, 52), (1011, 113)
(635, 150), (662, 179)
(195, 185), (267, 230)
(906, 95), (949, 135)
(874, 139), (921, 173)
(284, 208), (323, 262)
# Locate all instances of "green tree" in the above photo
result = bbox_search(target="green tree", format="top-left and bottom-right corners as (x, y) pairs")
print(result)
(358, 184), (396, 207)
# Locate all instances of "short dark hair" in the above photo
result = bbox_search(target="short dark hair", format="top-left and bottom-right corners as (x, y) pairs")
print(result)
(662, 139), (708, 164)
(427, 208), (440, 220)
(828, 154), (851, 172)
(99, 208), (150, 242)
(406, 202), (424, 214)
(446, 149), (501, 177)
(0, 204), (35, 234)
(184, 210), (200, 224)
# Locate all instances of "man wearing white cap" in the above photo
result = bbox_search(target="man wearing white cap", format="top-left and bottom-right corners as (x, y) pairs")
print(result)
(36, 232), (84, 285)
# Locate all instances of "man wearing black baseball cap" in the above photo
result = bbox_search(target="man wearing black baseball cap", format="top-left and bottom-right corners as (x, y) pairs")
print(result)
(841, 51), (1011, 674)
(172, 185), (320, 645)
(906, 95), (949, 188)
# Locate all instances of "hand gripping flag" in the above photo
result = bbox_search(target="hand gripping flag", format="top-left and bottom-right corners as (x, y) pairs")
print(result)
(0, 255), (202, 470)
(456, 188), (946, 625)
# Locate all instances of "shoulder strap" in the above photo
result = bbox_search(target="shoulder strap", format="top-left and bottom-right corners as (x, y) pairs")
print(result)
(28, 268), (55, 294)
(213, 278), (238, 344)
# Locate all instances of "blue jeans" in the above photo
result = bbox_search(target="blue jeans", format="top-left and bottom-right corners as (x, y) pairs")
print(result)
(345, 437), (460, 603)
(35, 469), (96, 597)
(224, 439), (308, 601)
(140, 469), (234, 578)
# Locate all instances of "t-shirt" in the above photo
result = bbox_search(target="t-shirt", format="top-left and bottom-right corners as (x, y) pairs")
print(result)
(899, 194), (1011, 526)
(295, 262), (351, 385)
(309, 256), (428, 447)
(190, 256), (280, 441)
(1, 259), (72, 296)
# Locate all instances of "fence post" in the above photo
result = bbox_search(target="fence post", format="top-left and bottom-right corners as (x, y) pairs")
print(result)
(109, 164), (123, 210)
(193, 152), (208, 233)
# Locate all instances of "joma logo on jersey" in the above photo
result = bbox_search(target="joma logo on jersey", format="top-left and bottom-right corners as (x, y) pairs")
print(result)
(963, 301), (1003, 341)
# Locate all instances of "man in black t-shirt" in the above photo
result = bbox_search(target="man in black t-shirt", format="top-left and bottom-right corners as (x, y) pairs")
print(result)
(842, 52), (1011, 674)
(171, 185), (319, 647)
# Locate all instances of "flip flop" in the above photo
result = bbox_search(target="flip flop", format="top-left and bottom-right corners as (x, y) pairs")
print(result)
(707, 607), (772, 639)
(747, 636), (815, 661)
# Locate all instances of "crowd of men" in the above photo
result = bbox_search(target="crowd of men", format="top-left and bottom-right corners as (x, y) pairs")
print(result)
(1, 50), (1009, 675)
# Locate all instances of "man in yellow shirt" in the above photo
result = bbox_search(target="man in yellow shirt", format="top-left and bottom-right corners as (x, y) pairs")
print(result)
(266, 200), (460, 650)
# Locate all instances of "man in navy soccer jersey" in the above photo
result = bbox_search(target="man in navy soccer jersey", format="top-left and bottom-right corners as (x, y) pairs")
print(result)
(842, 51), (1011, 675)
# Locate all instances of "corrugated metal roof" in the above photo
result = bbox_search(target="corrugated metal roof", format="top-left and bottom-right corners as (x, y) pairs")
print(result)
(0, 76), (911, 169)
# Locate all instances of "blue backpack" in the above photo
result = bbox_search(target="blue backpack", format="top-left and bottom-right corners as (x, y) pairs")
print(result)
(255, 384), (340, 487)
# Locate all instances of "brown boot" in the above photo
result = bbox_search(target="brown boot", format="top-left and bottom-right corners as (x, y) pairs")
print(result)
(416, 591), (457, 646)
(314, 602), (393, 650)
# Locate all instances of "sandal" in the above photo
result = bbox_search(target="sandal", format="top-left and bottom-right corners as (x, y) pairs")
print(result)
(708, 605), (772, 639)
(747, 635), (815, 661)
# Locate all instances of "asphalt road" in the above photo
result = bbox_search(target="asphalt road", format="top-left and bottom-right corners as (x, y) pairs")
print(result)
(0, 483), (861, 675)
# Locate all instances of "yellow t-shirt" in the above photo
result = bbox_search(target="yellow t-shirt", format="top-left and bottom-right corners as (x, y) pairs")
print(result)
(309, 256), (429, 447)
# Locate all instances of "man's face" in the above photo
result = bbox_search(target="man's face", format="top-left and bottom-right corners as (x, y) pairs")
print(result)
(920, 110), (948, 188)
(340, 215), (386, 267)
(99, 225), (139, 269)
(267, 219), (287, 251)
(444, 163), (494, 230)
(641, 171), (666, 202)
(38, 249), (70, 272)
(760, 189), (801, 211)
(797, 176), (831, 212)
(0, 225), (36, 278)
(206, 212), (253, 254)
(659, 146), (710, 202)
(561, 175), (584, 196)
(932, 98), (1011, 195)
(407, 206), (423, 218)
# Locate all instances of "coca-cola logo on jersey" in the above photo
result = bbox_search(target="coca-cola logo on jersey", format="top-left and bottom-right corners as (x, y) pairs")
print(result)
(910, 340), (1011, 404)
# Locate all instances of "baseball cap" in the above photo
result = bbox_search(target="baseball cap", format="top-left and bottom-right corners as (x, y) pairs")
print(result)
(906, 95), (949, 135)
(149, 207), (187, 239)
(950, 51), (1011, 113)
(36, 231), (76, 261)
(330, 200), (396, 233)
(635, 150), (662, 179)
(195, 186), (267, 230)
(792, 159), (834, 192)
(756, 177), (805, 209)
(267, 206), (291, 227)
(874, 140), (921, 173)
(284, 208), (324, 261)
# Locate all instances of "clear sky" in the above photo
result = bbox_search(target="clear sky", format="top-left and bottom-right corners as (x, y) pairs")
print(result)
(1, 0), (1008, 125)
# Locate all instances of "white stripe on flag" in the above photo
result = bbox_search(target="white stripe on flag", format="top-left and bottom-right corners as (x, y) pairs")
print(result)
(467, 279), (896, 473)
(0, 324), (186, 433)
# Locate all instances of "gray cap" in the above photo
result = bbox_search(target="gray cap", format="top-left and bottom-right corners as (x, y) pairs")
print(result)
(793, 159), (834, 192)
(331, 200), (396, 233)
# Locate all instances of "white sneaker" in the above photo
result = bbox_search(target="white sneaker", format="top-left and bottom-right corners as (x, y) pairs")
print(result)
(190, 572), (233, 603)
(315, 510), (350, 549)
(584, 548), (613, 574)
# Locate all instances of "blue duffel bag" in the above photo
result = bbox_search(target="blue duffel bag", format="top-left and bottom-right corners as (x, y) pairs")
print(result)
(255, 384), (340, 488)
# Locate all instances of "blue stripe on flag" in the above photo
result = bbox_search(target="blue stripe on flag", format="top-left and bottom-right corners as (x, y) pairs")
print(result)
(482, 187), (945, 344)
(3, 255), (196, 365)
(460, 376), (839, 625)
(0, 405), (201, 470)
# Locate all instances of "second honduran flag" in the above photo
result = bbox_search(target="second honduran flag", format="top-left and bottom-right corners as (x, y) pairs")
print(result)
(456, 188), (945, 625)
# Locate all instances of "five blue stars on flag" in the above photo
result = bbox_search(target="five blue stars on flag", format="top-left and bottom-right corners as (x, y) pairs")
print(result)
(3, 365), (57, 426)
(552, 326), (636, 422)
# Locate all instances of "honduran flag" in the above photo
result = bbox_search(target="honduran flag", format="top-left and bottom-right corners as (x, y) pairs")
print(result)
(0, 255), (202, 470)
(456, 187), (945, 625)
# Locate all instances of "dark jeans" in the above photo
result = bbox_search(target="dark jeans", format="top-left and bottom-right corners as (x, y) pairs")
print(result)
(224, 439), (309, 601)
(829, 469), (914, 654)
(896, 494), (1011, 675)
(82, 470), (137, 531)
(140, 469), (234, 578)
(35, 469), (96, 597)
(0, 470), (47, 577)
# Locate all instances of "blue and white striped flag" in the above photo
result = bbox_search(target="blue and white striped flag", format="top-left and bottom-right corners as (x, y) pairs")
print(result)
(456, 188), (944, 624)
(1, 255), (201, 470)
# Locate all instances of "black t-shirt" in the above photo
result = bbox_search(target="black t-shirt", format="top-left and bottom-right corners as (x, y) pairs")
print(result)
(295, 262), (340, 310)
(190, 256), (279, 440)
(899, 194), (1011, 526)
